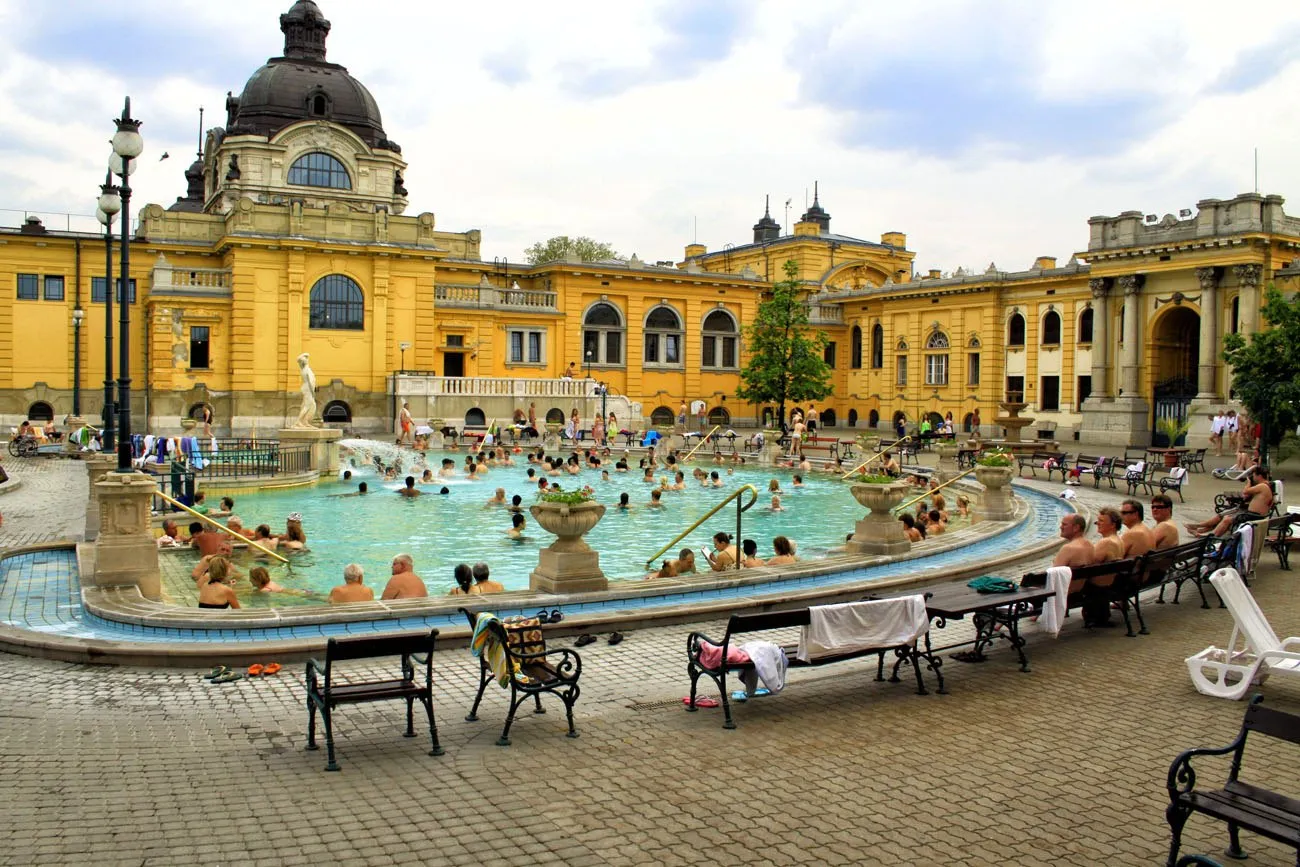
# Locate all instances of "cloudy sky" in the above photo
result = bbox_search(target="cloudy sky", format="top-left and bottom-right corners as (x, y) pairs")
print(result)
(3, 0), (1299, 274)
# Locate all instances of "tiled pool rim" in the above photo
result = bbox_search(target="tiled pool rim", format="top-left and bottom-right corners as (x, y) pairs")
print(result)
(0, 484), (1072, 665)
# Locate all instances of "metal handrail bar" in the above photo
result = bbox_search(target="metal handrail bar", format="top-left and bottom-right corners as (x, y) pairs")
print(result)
(644, 484), (757, 569)
(896, 466), (979, 512)
(841, 435), (912, 479)
(680, 425), (721, 463)
(153, 489), (289, 564)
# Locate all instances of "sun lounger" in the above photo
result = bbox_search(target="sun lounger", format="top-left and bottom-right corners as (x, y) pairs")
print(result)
(1185, 568), (1300, 700)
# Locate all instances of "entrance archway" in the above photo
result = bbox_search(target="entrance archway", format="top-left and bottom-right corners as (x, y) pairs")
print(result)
(1151, 306), (1200, 446)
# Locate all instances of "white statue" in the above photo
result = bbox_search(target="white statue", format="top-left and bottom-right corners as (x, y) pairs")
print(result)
(295, 352), (317, 428)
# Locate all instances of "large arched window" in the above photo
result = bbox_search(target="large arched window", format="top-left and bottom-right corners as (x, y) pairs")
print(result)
(1041, 310), (1062, 345)
(650, 406), (675, 426)
(288, 152), (352, 189)
(643, 305), (683, 367)
(925, 330), (949, 386)
(1078, 307), (1094, 344)
(26, 401), (54, 422)
(322, 400), (352, 423)
(850, 325), (863, 369)
(871, 323), (884, 368)
(309, 275), (364, 330)
(582, 302), (625, 366)
(701, 309), (738, 369)
(1008, 312), (1026, 347)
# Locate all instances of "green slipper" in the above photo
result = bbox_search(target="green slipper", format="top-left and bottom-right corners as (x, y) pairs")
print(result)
(202, 666), (230, 681)
(212, 671), (243, 684)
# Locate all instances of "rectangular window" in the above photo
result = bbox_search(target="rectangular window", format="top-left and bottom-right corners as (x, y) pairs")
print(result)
(1040, 375), (1060, 411)
(967, 352), (981, 386)
(446, 334), (464, 347)
(43, 275), (65, 301)
(722, 336), (736, 369)
(510, 331), (524, 363)
(90, 277), (137, 303)
(824, 341), (837, 368)
(527, 331), (541, 363)
(702, 335), (715, 366)
(644, 333), (659, 364)
(925, 354), (948, 386)
(1005, 375), (1025, 403)
(896, 355), (908, 386)
(665, 334), (680, 365)
(16, 273), (38, 300)
(507, 329), (545, 364)
(604, 331), (622, 365)
(190, 326), (211, 369)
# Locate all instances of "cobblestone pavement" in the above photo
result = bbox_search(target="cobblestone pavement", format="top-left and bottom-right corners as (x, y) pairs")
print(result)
(0, 456), (87, 550)
(1, 451), (1298, 865)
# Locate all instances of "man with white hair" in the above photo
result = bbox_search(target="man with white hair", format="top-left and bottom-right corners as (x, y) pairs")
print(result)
(381, 553), (427, 600)
(329, 563), (374, 604)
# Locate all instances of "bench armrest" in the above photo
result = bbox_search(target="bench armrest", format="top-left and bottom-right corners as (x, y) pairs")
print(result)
(686, 630), (729, 666)
(1167, 739), (1243, 798)
(512, 646), (582, 682)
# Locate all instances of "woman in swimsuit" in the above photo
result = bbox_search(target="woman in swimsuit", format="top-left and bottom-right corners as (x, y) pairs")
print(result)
(279, 513), (307, 551)
(197, 557), (240, 609)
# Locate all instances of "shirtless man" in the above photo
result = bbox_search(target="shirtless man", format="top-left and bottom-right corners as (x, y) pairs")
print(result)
(189, 522), (232, 558)
(397, 476), (422, 497)
(486, 487), (507, 506)
(470, 562), (505, 594)
(397, 401), (414, 446)
(1052, 513), (1095, 568)
(381, 553), (428, 600)
(156, 519), (185, 548)
(1187, 466), (1274, 537)
(1119, 499), (1156, 558)
(329, 563), (375, 604)
(1150, 494), (1180, 550)
(1093, 507), (1125, 563)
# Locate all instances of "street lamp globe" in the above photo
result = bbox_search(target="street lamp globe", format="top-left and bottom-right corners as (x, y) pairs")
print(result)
(98, 186), (121, 217)
(107, 150), (137, 177)
(72, 307), (85, 325)
(111, 118), (144, 159)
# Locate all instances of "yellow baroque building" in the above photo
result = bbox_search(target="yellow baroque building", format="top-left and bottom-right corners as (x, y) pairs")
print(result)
(2, 0), (1299, 447)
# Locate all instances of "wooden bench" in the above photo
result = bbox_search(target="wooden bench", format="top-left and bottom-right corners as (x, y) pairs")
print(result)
(1022, 559), (1141, 634)
(1265, 514), (1300, 571)
(305, 629), (443, 771)
(1166, 695), (1300, 866)
(460, 609), (582, 746)
(685, 603), (939, 729)
(791, 435), (840, 463)
(1017, 451), (1067, 479)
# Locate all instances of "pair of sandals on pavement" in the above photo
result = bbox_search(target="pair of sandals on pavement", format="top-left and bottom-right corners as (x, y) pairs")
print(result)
(575, 631), (623, 647)
(203, 663), (281, 684)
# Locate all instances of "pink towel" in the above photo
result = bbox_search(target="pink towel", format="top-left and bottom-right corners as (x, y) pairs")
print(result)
(697, 641), (751, 669)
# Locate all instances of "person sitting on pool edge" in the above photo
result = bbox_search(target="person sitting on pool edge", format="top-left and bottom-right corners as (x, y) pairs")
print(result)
(329, 563), (374, 604)
(449, 563), (474, 595)
(768, 535), (797, 565)
(381, 552), (428, 600)
(471, 562), (505, 594)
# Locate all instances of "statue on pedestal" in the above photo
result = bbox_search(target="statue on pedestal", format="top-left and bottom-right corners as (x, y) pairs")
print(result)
(295, 352), (317, 429)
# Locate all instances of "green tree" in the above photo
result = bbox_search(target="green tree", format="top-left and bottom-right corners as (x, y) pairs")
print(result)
(735, 259), (834, 429)
(1222, 285), (1300, 467)
(523, 235), (619, 265)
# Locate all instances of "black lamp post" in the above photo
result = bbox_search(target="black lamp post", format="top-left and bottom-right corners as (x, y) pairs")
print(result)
(71, 305), (84, 415)
(109, 97), (143, 472)
(96, 174), (120, 452)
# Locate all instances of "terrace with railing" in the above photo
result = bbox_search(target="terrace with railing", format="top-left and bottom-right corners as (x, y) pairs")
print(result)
(434, 284), (559, 312)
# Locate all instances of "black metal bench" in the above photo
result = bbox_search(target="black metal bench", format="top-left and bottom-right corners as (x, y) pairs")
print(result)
(460, 609), (582, 746)
(1166, 695), (1300, 866)
(685, 605), (939, 729)
(1017, 450), (1067, 479)
(1264, 514), (1299, 571)
(1148, 536), (1215, 608)
(305, 629), (443, 771)
(1022, 558), (1142, 634)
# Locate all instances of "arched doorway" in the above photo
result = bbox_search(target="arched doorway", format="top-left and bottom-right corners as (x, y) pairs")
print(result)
(707, 407), (730, 426)
(1151, 306), (1200, 446)
(847, 409), (858, 428)
(820, 409), (836, 427)
(322, 400), (352, 423)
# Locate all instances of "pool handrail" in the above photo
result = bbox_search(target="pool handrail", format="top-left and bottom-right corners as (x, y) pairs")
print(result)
(644, 483), (758, 571)
(841, 436), (912, 480)
(680, 425), (721, 464)
(896, 466), (979, 512)
(154, 490), (290, 564)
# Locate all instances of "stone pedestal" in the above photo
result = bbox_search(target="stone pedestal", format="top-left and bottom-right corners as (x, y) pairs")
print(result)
(760, 431), (784, 466)
(93, 471), (161, 599)
(83, 455), (116, 541)
(1079, 396), (1150, 447)
(974, 465), (1016, 522)
(529, 501), (608, 593)
(845, 482), (912, 556)
(278, 427), (341, 477)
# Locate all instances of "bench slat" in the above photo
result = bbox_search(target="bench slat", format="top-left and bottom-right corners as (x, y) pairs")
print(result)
(325, 631), (435, 662)
(1188, 791), (1300, 843)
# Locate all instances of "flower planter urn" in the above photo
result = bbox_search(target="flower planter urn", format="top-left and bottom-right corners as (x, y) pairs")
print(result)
(529, 500), (608, 593)
(181, 418), (198, 433)
(863, 435), (882, 454)
(935, 444), (959, 466)
(845, 481), (912, 556)
(974, 464), (1016, 521)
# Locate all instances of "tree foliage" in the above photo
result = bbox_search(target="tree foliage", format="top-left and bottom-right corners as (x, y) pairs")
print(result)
(523, 235), (619, 265)
(735, 259), (834, 428)
(1222, 285), (1300, 465)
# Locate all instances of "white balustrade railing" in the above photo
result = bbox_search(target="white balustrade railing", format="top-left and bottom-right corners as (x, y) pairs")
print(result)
(434, 284), (558, 310)
(394, 375), (599, 399)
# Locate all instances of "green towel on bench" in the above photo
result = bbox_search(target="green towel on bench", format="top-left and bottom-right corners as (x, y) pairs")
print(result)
(967, 576), (1018, 594)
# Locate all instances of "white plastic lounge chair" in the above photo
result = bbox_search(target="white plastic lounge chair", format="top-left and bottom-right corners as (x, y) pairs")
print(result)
(1185, 568), (1300, 700)
(1212, 466), (1250, 481)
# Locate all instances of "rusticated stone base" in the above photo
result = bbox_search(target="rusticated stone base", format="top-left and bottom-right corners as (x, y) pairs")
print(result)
(530, 549), (608, 593)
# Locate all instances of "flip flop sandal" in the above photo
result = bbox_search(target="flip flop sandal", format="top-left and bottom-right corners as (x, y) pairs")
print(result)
(202, 666), (230, 681)
(535, 609), (551, 623)
(261, 663), (282, 676)
(212, 671), (243, 684)
(574, 634), (597, 647)
(548, 609), (564, 623)
(247, 664), (265, 677)
(607, 632), (624, 646)
(683, 696), (720, 708)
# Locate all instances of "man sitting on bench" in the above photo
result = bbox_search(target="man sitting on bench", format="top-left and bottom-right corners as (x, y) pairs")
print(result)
(1083, 507), (1125, 628)
(1186, 466), (1273, 537)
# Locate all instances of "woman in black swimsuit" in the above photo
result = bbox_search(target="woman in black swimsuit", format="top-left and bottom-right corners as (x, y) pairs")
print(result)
(197, 556), (240, 609)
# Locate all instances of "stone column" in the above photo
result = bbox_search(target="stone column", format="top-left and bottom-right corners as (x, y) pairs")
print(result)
(1088, 278), (1111, 399)
(1234, 263), (1262, 336)
(1117, 274), (1144, 398)
(1195, 267), (1221, 399)
(93, 471), (161, 599)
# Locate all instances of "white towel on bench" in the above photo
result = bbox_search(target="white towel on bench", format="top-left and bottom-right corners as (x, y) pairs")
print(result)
(1037, 566), (1071, 637)
(738, 640), (788, 695)
(797, 596), (929, 663)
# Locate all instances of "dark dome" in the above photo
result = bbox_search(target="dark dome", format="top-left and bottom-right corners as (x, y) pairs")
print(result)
(225, 2), (398, 151)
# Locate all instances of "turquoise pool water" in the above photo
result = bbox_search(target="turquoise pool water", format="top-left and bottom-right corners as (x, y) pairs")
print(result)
(196, 448), (965, 596)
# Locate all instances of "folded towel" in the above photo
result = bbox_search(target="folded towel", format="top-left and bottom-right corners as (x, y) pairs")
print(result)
(797, 596), (929, 663)
(1037, 566), (1071, 636)
(696, 640), (751, 670)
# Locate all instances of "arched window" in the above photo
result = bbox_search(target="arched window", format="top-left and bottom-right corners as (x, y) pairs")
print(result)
(650, 406), (675, 426)
(288, 152), (351, 189)
(871, 324), (884, 368)
(847, 408), (859, 428)
(545, 407), (566, 424)
(1008, 312), (1026, 347)
(582, 302), (625, 366)
(307, 91), (330, 117)
(26, 401), (53, 422)
(707, 407), (730, 425)
(701, 309), (738, 369)
(1078, 307), (1094, 344)
(465, 408), (486, 427)
(643, 305), (683, 366)
(850, 325), (863, 369)
(1042, 310), (1062, 345)
(309, 275), (364, 330)
(322, 400), (352, 423)
(868, 409), (880, 428)
(925, 330), (949, 386)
